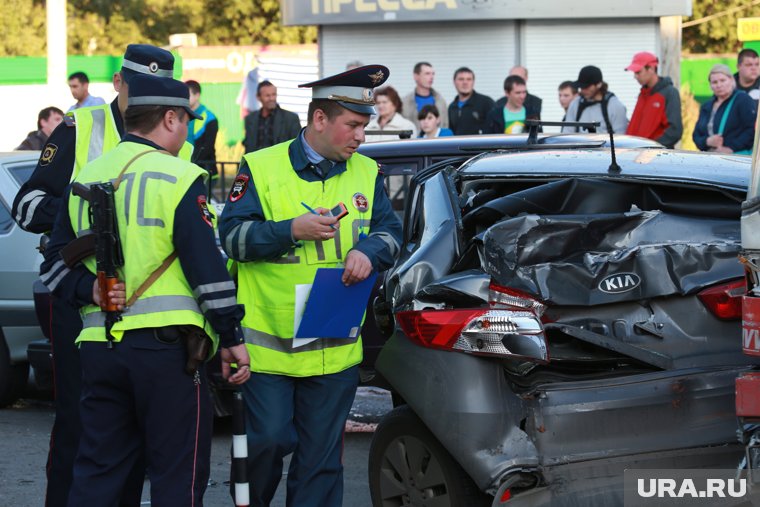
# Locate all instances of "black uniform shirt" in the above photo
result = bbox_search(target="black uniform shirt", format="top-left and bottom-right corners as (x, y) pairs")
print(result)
(12, 99), (124, 234)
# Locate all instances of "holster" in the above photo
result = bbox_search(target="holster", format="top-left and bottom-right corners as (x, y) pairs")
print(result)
(178, 325), (211, 375)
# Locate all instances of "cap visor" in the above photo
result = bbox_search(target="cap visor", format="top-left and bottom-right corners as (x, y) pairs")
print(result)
(337, 101), (375, 116)
(625, 64), (642, 72)
(185, 107), (203, 121)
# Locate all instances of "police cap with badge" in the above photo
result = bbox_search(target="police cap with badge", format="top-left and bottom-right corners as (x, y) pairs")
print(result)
(121, 44), (175, 84)
(127, 74), (203, 120)
(299, 64), (390, 115)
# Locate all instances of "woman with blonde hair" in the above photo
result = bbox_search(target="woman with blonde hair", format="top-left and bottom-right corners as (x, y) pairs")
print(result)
(693, 64), (756, 154)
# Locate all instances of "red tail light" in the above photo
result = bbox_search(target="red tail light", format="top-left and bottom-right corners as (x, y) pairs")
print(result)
(396, 309), (486, 348)
(395, 284), (549, 362)
(697, 278), (745, 320)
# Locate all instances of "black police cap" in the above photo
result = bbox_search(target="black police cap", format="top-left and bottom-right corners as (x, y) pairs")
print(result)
(127, 74), (202, 120)
(299, 64), (390, 115)
(121, 44), (174, 85)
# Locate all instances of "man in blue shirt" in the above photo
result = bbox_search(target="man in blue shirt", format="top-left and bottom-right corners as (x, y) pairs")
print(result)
(67, 71), (106, 111)
(401, 61), (449, 130)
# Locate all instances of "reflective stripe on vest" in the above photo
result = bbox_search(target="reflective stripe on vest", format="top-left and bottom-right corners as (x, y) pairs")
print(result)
(88, 108), (106, 163)
(81, 294), (203, 329)
(236, 140), (378, 376)
(242, 328), (358, 353)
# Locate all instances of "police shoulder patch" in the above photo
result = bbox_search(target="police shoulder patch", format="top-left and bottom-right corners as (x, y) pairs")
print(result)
(229, 174), (249, 203)
(39, 144), (58, 166)
(63, 115), (76, 127)
(197, 195), (213, 228)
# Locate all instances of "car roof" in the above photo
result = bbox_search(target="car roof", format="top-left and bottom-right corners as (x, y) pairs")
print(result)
(0, 150), (40, 162)
(357, 133), (662, 159)
(458, 148), (751, 191)
(0, 151), (41, 163)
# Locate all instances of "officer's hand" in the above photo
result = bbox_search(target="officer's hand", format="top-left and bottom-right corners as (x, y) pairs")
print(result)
(92, 280), (127, 310)
(342, 250), (372, 286)
(291, 209), (339, 242)
(221, 344), (251, 385)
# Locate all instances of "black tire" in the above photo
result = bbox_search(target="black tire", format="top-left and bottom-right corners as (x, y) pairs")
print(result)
(369, 405), (491, 507)
(0, 332), (29, 408)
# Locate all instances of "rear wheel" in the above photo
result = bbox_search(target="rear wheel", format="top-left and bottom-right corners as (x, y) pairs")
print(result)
(369, 405), (491, 507)
(0, 332), (29, 408)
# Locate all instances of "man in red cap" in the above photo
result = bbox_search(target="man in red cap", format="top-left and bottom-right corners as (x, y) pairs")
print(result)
(625, 51), (683, 148)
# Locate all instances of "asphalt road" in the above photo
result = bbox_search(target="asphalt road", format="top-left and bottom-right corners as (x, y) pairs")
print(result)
(0, 387), (392, 507)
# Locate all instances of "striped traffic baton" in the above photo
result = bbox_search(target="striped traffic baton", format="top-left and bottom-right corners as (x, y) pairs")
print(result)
(232, 390), (249, 507)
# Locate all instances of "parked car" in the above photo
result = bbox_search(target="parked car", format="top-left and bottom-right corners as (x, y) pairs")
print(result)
(0, 151), (45, 407)
(368, 147), (758, 506)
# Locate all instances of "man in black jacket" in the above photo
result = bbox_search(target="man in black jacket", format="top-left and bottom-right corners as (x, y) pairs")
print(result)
(16, 107), (64, 150)
(242, 80), (302, 152)
(447, 67), (494, 135)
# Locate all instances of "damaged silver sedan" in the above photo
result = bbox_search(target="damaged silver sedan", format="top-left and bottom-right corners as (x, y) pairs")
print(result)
(369, 147), (759, 507)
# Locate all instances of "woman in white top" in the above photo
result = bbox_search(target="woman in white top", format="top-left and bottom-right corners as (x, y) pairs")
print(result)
(366, 86), (418, 142)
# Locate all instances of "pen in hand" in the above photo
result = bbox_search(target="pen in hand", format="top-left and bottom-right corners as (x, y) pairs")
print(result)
(301, 202), (337, 230)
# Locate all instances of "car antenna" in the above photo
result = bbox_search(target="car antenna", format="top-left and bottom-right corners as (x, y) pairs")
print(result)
(606, 128), (621, 173)
(599, 105), (622, 173)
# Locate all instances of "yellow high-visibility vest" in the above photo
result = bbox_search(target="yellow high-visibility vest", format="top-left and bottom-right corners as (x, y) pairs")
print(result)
(236, 141), (377, 376)
(69, 141), (215, 347)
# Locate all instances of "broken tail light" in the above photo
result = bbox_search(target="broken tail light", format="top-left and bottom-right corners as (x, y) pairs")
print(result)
(489, 283), (547, 316)
(697, 278), (745, 320)
(395, 285), (549, 362)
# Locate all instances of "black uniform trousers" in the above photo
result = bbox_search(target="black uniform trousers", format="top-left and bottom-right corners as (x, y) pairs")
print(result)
(67, 328), (213, 507)
(46, 296), (144, 507)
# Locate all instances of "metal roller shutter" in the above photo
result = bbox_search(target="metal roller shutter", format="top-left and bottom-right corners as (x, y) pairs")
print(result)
(523, 19), (659, 131)
(320, 20), (517, 109)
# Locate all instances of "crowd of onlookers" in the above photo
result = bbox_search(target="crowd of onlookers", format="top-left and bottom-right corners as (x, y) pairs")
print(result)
(15, 48), (760, 155)
(360, 48), (760, 154)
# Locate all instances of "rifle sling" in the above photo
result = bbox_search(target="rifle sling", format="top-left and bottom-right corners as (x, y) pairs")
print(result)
(125, 252), (179, 308)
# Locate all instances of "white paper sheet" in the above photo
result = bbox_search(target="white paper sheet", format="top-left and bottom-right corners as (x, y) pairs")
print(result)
(292, 283), (318, 348)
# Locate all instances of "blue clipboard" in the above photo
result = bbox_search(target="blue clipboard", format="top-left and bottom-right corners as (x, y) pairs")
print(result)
(295, 268), (378, 339)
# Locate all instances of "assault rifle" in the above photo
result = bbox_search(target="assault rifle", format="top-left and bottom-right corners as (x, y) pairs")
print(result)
(61, 182), (125, 347)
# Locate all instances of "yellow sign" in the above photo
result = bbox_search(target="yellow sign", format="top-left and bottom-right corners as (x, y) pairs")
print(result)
(738, 18), (760, 41)
(178, 45), (317, 83)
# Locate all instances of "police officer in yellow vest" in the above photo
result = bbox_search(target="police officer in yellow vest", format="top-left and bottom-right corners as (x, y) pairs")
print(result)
(219, 65), (402, 507)
(16, 44), (186, 507)
(38, 74), (250, 506)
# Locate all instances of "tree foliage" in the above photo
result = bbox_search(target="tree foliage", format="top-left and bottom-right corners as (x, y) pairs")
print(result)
(0, 0), (46, 56)
(682, 0), (759, 54)
(3, 0), (316, 56)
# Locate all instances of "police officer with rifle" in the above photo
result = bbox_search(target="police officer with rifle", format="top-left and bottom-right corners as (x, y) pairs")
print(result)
(39, 74), (250, 506)
(13, 44), (190, 507)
